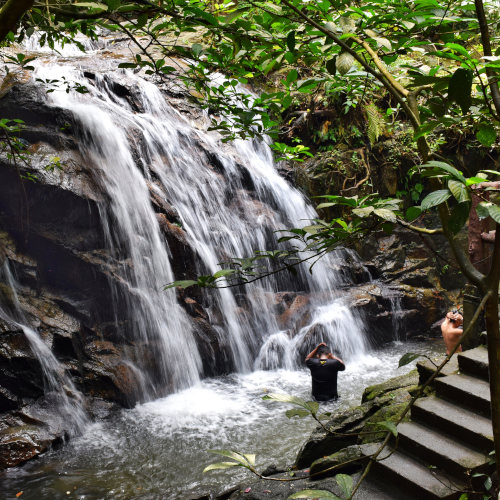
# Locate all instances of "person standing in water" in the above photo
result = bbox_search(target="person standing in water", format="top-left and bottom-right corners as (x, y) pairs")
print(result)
(305, 342), (345, 401)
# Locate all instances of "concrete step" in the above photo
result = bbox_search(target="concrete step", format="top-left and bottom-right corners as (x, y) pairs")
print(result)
(434, 373), (491, 416)
(362, 443), (464, 499)
(411, 396), (493, 452)
(458, 346), (489, 381)
(397, 421), (491, 479)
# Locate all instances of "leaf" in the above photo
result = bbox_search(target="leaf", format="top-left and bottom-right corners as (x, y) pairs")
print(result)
(421, 161), (466, 183)
(192, 43), (203, 57)
(484, 476), (492, 490)
(296, 79), (322, 93)
(208, 449), (251, 465)
(303, 401), (320, 414)
(487, 204), (500, 224)
(376, 421), (398, 437)
(365, 103), (386, 145)
(405, 206), (422, 221)
(287, 31), (296, 52)
(421, 189), (452, 210)
(476, 202), (492, 220)
(444, 42), (470, 58)
(186, 6), (219, 26)
(163, 280), (198, 290)
(352, 207), (374, 217)
(466, 177), (487, 186)
(286, 69), (298, 84)
(316, 202), (336, 210)
(448, 68), (473, 114)
(448, 203), (470, 234)
(213, 269), (235, 279)
(336, 52), (355, 75)
(326, 58), (337, 76)
(335, 474), (353, 498)
(243, 454), (256, 466)
(373, 208), (397, 223)
(288, 490), (342, 499)
(398, 352), (422, 367)
(448, 180), (470, 203)
(414, 120), (440, 140)
(104, 0), (120, 10)
(476, 124), (497, 147)
(73, 2), (108, 9)
(203, 461), (239, 473)
(263, 393), (310, 408)
(286, 409), (310, 419)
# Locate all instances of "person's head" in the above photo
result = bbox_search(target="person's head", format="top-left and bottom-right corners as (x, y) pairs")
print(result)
(450, 309), (463, 327)
(316, 345), (330, 358)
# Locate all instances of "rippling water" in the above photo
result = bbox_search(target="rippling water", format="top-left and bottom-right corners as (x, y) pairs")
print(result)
(0, 340), (444, 500)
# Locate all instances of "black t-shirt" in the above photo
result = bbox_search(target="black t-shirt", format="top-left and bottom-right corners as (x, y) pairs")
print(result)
(306, 358), (345, 401)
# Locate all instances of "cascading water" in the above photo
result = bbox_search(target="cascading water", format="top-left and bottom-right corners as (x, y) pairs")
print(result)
(0, 262), (87, 434)
(0, 43), (446, 499)
(30, 57), (369, 393)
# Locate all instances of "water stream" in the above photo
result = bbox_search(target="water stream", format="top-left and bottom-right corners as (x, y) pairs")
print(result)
(0, 340), (444, 499)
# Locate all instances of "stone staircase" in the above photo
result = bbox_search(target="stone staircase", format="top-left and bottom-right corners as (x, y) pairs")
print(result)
(362, 346), (494, 499)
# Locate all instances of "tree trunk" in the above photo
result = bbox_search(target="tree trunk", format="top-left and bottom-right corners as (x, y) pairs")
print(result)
(0, 0), (34, 43)
(483, 223), (500, 477)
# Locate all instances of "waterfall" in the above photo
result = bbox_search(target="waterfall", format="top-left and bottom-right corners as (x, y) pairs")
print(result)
(29, 56), (369, 398)
(0, 262), (87, 434)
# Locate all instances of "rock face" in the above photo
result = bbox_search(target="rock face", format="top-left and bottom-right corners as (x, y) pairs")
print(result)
(0, 71), (227, 468)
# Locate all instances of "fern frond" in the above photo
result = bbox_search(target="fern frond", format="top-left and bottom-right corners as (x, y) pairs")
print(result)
(365, 103), (386, 146)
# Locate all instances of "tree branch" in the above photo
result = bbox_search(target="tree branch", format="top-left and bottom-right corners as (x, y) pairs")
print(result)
(0, 0), (34, 42)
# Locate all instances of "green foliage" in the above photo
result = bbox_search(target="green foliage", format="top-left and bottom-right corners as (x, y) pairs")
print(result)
(203, 449), (257, 474)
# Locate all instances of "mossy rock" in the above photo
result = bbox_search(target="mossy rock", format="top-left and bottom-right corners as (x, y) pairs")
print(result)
(361, 369), (419, 403)
(360, 402), (411, 444)
(309, 444), (367, 479)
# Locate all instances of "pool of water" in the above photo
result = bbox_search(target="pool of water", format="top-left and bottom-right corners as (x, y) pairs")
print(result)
(0, 340), (445, 500)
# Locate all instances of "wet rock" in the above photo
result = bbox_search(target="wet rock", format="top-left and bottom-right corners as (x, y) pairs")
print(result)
(309, 444), (367, 479)
(0, 425), (53, 469)
(361, 370), (419, 403)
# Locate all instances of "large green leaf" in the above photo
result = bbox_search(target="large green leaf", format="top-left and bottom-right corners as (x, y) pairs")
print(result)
(487, 204), (500, 223)
(420, 190), (452, 210)
(405, 206), (422, 221)
(448, 68), (473, 114)
(286, 409), (310, 419)
(373, 208), (397, 223)
(398, 352), (422, 367)
(448, 180), (470, 203)
(476, 124), (497, 147)
(335, 474), (353, 498)
(352, 207), (374, 217)
(420, 161), (466, 183)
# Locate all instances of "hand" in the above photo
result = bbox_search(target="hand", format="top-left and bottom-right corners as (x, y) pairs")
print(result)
(318, 342), (326, 347)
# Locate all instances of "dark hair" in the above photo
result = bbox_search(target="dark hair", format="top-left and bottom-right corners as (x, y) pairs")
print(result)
(317, 345), (330, 356)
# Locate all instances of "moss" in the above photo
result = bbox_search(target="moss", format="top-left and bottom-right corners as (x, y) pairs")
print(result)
(361, 369), (419, 403)
(360, 402), (411, 444)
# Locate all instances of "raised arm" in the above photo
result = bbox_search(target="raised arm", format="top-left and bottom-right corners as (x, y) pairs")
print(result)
(305, 342), (326, 361)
